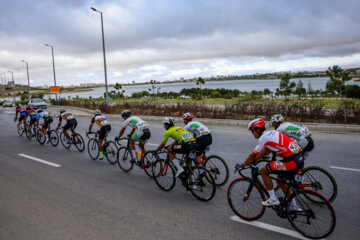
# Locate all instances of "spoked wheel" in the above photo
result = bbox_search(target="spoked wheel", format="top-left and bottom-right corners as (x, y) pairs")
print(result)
(87, 138), (99, 160)
(189, 166), (216, 201)
(73, 133), (85, 152)
(49, 130), (59, 147)
(117, 147), (134, 172)
(203, 155), (229, 187)
(60, 132), (71, 149)
(301, 166), (338, 203)
(227, 178), (266, 221)
(287, 189), (336, 239)
(104, 141), (118, 164)
(37, 129), (46, 145)
(152, 159), (176, 191)
(142, 151), (161, 177)
(17, 124), (24, 136)
(25, 125), (32, 139)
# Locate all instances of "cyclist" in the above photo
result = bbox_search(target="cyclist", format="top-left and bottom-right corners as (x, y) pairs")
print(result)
(14, 105), (26, 125)
(55, 108), (78, 144)
(271, 114), (314, 157)
(36, 109), (53, 144)
(116, 110), (151, 165)
(155, 117), (195, 177)
(88, 110), (111, 160)
(236, 118), (303, 210)
(183, 112), (212, 166)
(25, 106), (37, 134)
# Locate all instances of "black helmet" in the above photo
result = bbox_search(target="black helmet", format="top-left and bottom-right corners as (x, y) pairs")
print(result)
(121, 110), (131, 118)
(37, 109), (43, 113)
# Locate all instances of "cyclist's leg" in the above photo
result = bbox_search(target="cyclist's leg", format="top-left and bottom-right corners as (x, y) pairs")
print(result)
(195, 134), (212, 165)
(167, 144), (184, 176)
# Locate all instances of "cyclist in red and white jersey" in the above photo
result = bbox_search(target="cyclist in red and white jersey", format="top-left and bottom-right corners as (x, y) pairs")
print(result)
(236, 118), (304, 210)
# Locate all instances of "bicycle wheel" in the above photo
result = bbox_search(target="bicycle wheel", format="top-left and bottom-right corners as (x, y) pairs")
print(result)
(152, 159), (176, 191)
(287, 189), (336, 239)
(17, 124), (24, 136)
(117, 147), (134, 172)
(60, 132), (71, 149)
(203, 155), (229, 187)
(104, 141), (118, 164)
(25, 125), (32, 139)
(37, 129), (46, 145)
(301, 166), (338, 203)
(49, 130), (59, 147)
(87, 138), (99, 160)
(227, 178), (266, 221)
(142, 151), (160, 177)
(73, 133), (85, 152)
(189, 166), (216, 201)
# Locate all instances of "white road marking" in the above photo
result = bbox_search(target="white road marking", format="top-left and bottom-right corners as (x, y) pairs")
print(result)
(18, 154), (61, 168)
(329, 166), (360, 172)
(147, 143), (158, 146)
(230, 216), (312, 240)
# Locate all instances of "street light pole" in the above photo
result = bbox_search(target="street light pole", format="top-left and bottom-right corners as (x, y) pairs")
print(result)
(8, 71), (16, 103)
(91, 7), (109, 105)
(45, 43), (58, 103)
(21, 60), (31, 99)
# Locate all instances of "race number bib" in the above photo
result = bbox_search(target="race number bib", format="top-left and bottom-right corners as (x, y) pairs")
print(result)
(67, 115), (75, 120)
(289, 142), (300, 154)
(181, 132), (191, 141)
(101, 120), (110, 126)
(136, 121), (148, 130)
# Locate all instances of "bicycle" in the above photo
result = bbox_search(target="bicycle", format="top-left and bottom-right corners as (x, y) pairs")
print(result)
(17, 122), (26, 136)
(35, 124), (59, 146)
(86, 132), (118, 164)
(227, 164), (336, 239)
(254, 155), (338, 203)
(115, 135), (154, 177)
(58, 127), (85, 152)
(151, 149), (216, 202)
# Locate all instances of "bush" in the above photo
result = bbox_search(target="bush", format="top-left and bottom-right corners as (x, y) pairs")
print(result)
(345, 85), (360, 99)
(210, 90), (221, 98)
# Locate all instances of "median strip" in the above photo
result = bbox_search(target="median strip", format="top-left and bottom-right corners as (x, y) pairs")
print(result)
(329, 166), (360, 172)
(18, 154), (61, 168)
(230, 216), (311, 240)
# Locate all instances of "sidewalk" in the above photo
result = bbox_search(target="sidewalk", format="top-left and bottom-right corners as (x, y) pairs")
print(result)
(47, 105), (360, 134)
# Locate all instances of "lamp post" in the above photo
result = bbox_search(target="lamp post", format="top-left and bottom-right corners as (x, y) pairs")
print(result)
(21, 60), (31, 100)
(44, 43), (58, 103)
(91, 7), (109, 105)
(8, 71), (16, 103)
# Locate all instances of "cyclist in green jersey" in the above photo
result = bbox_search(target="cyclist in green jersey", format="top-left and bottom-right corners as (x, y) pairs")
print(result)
(155, 117), (195, 177)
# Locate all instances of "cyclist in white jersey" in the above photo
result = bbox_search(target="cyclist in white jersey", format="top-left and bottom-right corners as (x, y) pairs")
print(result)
(183, 112), (212, 166)
(88, 110), (111, 160)
(116, 110), (151, 165)
(36, 109), (53, 143)
(271, 114), (314, 157)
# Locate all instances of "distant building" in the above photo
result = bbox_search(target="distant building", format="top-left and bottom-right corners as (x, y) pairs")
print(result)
(132, 81), (136, 84)
(7, 81), (15, 88)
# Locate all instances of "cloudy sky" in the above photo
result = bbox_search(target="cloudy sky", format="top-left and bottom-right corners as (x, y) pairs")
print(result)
(0, 0), (360, 86)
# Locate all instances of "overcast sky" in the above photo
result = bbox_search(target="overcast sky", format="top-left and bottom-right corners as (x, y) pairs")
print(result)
(0, 0), (360, 86)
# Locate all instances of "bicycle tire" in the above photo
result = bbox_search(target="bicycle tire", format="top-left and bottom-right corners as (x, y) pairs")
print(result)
(203, 155), (229, 187)
(301, 166), (338, 203)
(25, 125), (32, 139)
(142, 151), (160, 177)
(87, 138), (99, 160)
(60, 132), (71, 149)
(117, 147), (134, 172)
(227, 178), (266, 221)
(287, 189), (336, 239)
(73, 133), (85, 152)
(37, 128), (46, 145)
(189, 166), (216, 202)
(17, 124), (24, 136)
(104, 141), (118, 164)
(49, 130), (59, 147)
(152, 159), (176, 191)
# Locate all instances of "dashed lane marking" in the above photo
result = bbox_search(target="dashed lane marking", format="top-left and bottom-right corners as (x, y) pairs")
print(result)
(18, 154), (61, 168)
(329, 166), (360, 172)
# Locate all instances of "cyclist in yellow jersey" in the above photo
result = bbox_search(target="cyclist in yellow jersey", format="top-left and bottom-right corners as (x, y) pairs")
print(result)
(156, 117), (195, 177)
(88, 110), (111, 160)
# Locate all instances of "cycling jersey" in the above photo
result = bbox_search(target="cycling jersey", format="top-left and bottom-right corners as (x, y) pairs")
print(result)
(184, 121), (211, 137)
(16, 107), (26, 113)
(91, 115), (110, 128)
(276, 122), (312, 150)
(16, 107), (26, 121)
(122, 116), (149, 131)
(253, 130), (301, 158)
(59, 112), (76, 122)
(162, 126), (194, 145)
(37, 112), (51, 120)
(25, 109), (36, 117)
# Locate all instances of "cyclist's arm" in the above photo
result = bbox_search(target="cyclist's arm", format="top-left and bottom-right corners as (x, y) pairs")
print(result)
(14, 112), (18, 121)
(156, 143), (165, 152)
(129, 128), (135, 136)
(88, 117), (95, 132)
(56, 117), (62, 130)
(118, 127), (126, 138)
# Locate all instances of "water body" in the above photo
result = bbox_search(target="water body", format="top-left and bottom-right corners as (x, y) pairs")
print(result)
(49, 77), (360, 99)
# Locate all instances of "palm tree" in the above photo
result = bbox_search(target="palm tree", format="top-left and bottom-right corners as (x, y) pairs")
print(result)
(196, 77), (205, 99)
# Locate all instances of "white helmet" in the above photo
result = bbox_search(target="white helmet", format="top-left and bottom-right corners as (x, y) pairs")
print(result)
(94, 110), (101, 116)
(271, 114), (284, 125)
(163, 117), (175, 126)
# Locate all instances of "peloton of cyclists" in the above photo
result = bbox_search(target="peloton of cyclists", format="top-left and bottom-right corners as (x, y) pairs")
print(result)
(56, 108), (79, 144)
(36, 109), (54, 144)
(88, 110), (111, 160)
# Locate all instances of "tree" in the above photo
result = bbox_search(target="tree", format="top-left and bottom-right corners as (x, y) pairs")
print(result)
(295, 79), (306, 98)
(196, 77), (205, 99)
(278, 73), (296, 99)
(263, 88), (273, 97)
(148, 80), (161, 100)
(326, 65), (352, 98)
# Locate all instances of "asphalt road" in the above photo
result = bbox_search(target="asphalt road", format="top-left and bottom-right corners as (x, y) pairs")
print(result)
(0, 107), (359, 240)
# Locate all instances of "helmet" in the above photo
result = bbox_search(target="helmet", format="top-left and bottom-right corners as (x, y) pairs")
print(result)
(26, 105), (31, 110)
(121, 110), (131, 118)
(271, 114), (284, 125)
(94, 110), (101, 116)
(183, 112), (194, 121)
(59, 107), (65, 114)
(248, 118), (266, 131)
(37, 109), (43, 113)
(163, 117), (175, 126)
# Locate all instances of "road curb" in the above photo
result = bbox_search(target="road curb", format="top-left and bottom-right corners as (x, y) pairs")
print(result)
(50, 105), (360, 134)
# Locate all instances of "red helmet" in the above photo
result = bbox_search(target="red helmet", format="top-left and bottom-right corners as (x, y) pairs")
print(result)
(183, 112), (194, 120)
(248, 118), (266, 131)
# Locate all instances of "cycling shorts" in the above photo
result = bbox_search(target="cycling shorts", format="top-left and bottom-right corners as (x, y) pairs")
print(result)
(99, 124), (111, 140)
(64, 119), (78, 131)
(302, 137), (314, 153)
(266, 153), (304, 179)
(132, 128), (151, 143)
(19, 112), (26, 122)
(29, 116), (37, 126)
(171, 141), (196, 155)
(43, 117), (53, 129)
(195, 133), (212, 156)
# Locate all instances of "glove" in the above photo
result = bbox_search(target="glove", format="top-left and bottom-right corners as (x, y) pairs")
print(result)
(235, 163), (244, 171)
